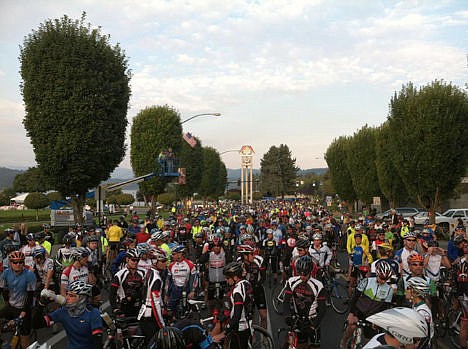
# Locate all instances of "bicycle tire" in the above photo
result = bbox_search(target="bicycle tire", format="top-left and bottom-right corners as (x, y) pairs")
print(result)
(251, 325), (274, 349)
(447, 309), (462, 349)
(330, 279), (349, 314)
(272, 282), (284, 315)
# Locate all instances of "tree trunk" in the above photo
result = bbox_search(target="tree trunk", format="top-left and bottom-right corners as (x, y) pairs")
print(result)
(71, 192), (85, 224)
(35, 209), (39, 221)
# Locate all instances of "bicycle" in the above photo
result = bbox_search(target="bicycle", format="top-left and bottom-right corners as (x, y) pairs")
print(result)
(0, 317), (30, 349)
(447, 307), (463, 349)
(272, 282), (286, 315)
(321, 268), (349, 314)
(277, 316), (320, 349)
(342, 319), (375, 349)
(101, 312), (145, 349)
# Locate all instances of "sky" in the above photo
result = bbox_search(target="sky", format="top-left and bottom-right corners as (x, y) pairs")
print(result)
(0, 0), (467, 172)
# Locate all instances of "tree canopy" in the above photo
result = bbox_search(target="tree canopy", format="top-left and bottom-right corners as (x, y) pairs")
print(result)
(178, 135), (203, 198)
(387, 80), (468, 212)
(325, 136), (357, 203)
(20, 13), (131, 222)
(130, 105), (182, 206)
(24, 192), (49, 220)
(260, 144), (298, 197)
(198, 147), (226, 200)
(13, 167), (51, 193)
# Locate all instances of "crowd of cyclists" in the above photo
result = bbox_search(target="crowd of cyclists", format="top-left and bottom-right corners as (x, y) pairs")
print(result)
(0, 200), (466, 349)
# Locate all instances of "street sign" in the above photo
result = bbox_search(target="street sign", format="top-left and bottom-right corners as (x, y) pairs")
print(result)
(373, 196), (381, 206)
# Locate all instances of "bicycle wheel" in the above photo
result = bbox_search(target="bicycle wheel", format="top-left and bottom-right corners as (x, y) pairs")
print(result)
(251, 325), (274, 349)
(330, 279), (349, 314)
(447, 309), (462, 349)
(272, 282), (284, 315)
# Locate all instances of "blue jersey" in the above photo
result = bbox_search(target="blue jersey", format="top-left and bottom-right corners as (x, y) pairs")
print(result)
(48, 307), (102, 349)
(352, 246), (365, 266)
(0, 267), (36, 308)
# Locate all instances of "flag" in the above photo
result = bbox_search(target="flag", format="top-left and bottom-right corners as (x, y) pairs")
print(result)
(183, 132), (197, 148)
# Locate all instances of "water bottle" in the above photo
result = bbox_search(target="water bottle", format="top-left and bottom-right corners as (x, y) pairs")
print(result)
(101, 312), (115, 330)
(40, 289), (66, 306)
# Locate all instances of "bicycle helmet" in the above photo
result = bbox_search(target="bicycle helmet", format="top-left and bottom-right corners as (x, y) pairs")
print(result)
(246, 225), (254, 234)
(155, 326), (186, 349)
(95, 228), (103, 235)
(35, 232), (46, 240)
(377, 242), (393, 251)
(406, 276), (430, 297)
(137, 242), (151, 255)
(26, 233), (36, 241)
(453, 234), (465, 244)
(72, 247), (90, 260)
(151, 231), (165, 241)
(215, 227), (225, 236)
(295, 238), (310, 249)
(312, 233), (322, 241)
(86, 235), (99, 243)
(223, 262), (243, 278)
(42, 223), (50, 229)
(161, 231), (171, 239)
(66, 280), (93, 297)
(63, 233), (75, 244)
(296, 255), (315, 275)
(4, 228), (15, 236)
(403, 231), (417, 240)
(8, 251), (25, 261)
(194, 232), (204, 239)
(375, 260), (393, 280)
(148, 247), (167, 262)
(355, 224), (362, 231)
(305, 225), (313, 232)
(31, 246), (47, 258)
(171, 244), (186, 254)
(237, 244), (255, 254)
(407, 254), (424, 264)
(366, 307), (429, 345)
(126, 248), (140, 259)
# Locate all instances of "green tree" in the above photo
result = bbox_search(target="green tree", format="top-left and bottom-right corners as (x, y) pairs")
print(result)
(0, 188), (16, 206)
(130, 105), (182, 207)
(375, 123), (409, 207)
(24, 192), (49, 220)
(47, 191), (63, 202)
(345, 125), (382, 204)
(20, 13), (131, 223)
(199, 147), (226, 200)
(325, 136), (357, 206)
(115, 193), (134, 206)
(260, 144), (298, 197)
(387, 80), (468, 218)
(178, 135), (203, 198)
(158, 192), (176, 206)
(13, 167), (51, 193)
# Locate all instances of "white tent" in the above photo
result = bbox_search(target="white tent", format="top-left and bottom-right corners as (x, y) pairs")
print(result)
(10, 193), (29, 204)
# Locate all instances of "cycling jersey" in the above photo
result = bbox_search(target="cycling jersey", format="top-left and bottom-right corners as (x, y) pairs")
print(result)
(349, 277), (393, 319)
(107, 225), (123, 242)
(46, 306), (103, 349)
(283, 276), (326, 323)
(309, 245), (332, 268)
(33, 258), (55, 286)
(20, 244), (36, 269)
(56, 246), (74, 268)
(61, 264), (89, 289)
(110, 267), (146, 311)
(394, 248), (419, 276)
(0, 267), (36, 309)
(168, 258), (195, 289)
(139, 267), (165, 328)
(238, 255), (265, 285)
(227, 279), (254, 332)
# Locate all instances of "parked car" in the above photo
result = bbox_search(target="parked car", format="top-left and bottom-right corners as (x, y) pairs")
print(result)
(411, 211), (452, 229)
(375, 207), (421, 220)
(442, 208), (468, 226)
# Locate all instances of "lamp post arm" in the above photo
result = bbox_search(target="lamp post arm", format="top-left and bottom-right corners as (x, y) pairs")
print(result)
(181, 113), (221, 125)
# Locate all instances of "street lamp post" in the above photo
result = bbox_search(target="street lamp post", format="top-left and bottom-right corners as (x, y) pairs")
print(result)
(181, 113), (221, 125)
(220, 149), (239, 155)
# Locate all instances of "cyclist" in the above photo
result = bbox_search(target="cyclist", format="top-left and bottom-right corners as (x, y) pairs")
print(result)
(109, 248), (146, 317)
(33, 280), (103, 349)
(283, 255), (326, 348)
(455, 241), (468, 348)
(60, 247), (90, 297)
(167, 244), (196, 318)
(20, 233), (37, 269)
(348, 233), (372, 296)
(237, 244), (268, 329)
(223, 261), (254, 349)
(262, 229), (279, 284)
(405, 276), (434, 341)
(395, 232), (423, 276)
(111, 237), (136, 274)
(106, 220), (123, 258)
(139, 247), (169, 347)
(36, 232), (51, 256)
(151, 230), (172, 262)
(149, 326), (186, 349)
(32, 246), (55, 292)
(291, 238), (311, 276)
(363, 307), (430, 349)
(309, 233), (332, 281)
(340, 261), (394, 348)
(0, 251), (36, 348)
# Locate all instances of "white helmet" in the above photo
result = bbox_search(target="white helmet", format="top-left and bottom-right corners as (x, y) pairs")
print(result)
(406, 276), (430, 297)
(366, 307), (429, 345)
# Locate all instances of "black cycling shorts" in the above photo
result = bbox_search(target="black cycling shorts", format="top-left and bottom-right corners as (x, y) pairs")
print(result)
(253, 286), (267, 310)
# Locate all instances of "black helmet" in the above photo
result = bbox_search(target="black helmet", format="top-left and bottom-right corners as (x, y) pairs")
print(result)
(63, 233), (75, 244)
(86, 235), (99, 243)
(155, 327), (185, 349)
(295, 238), (310, 249)
(296, 255), (315, 275)
(223, 262), (243, 278)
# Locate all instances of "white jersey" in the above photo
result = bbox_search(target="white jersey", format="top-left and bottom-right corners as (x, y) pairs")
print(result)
(20, 244), (36, 269)
(424, 254), (442, 281)
(138, 259), (152, 275)
(309, 245), (332, 268)
(414, 302), (434, 339)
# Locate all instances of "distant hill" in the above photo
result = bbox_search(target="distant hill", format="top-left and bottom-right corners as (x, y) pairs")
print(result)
(0, 167), (24, 189)
(227, 168), (327, 180)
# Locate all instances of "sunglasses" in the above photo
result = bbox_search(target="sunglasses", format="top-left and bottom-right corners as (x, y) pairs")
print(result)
(130, 258), (140, 262)
(10, 260), (24, 265)
(406, 239), (416, 242)
(66, 292), (78, 298)
(410, 263), (424, 266)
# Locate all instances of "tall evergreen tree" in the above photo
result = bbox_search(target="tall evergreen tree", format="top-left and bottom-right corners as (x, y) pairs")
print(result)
(260, 144), (297, 197)
(178, 136), (203, 198)
(20, 13), (130, 222)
